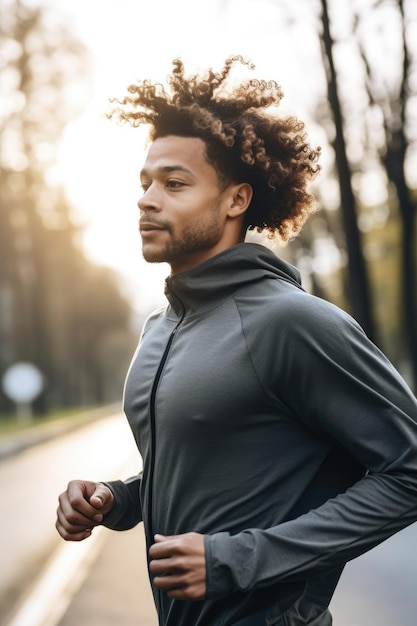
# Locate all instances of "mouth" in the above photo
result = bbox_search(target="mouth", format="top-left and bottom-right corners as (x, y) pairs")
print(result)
(139, 222), (167, 235)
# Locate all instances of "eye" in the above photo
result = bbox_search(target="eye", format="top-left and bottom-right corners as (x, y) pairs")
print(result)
(166, 179), (185, 189)
(140, 181), (151, 192)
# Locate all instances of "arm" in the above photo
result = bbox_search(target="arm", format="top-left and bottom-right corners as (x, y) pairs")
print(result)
(102, 474), (143, 530)
(204, 300), (417, 598)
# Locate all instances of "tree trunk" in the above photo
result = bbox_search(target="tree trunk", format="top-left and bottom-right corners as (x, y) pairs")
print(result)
(357, 0), (417, 390)
(319, 0), (377, 343)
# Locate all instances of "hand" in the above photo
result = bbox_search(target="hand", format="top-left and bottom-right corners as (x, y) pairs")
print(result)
(149, 532), (206, 600)
(55, 479), (114, 541)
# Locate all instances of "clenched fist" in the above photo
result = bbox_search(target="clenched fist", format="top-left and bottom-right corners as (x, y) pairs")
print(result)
(56, 479), (114, 541)
(149, 532), (206, 600)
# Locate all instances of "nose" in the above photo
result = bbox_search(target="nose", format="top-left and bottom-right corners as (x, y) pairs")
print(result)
(137, 183), (161, 212)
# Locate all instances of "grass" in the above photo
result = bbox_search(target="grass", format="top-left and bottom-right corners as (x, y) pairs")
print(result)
(0, 405), (102, 437)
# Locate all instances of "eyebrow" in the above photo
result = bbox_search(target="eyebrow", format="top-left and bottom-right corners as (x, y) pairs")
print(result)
(140, 165), (194, 178)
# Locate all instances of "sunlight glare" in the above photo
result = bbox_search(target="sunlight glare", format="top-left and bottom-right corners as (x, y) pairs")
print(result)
(49, 0), (321, 315)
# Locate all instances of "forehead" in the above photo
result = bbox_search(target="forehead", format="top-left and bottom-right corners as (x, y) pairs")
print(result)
(141, 136), (212, 176)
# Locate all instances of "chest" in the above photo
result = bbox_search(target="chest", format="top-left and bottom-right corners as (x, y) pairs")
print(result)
(124, 300), (268, 451)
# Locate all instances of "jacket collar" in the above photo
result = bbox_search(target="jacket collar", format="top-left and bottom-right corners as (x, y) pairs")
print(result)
(163, 243), (303, 317)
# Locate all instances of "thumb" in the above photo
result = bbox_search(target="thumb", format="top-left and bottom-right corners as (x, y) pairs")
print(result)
(154, 534), (174, 543)
(89, 483), (114, 512)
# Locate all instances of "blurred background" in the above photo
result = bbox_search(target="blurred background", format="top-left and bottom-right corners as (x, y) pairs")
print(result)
(0, 0), (417, 624)
(1, 0), (416, 416)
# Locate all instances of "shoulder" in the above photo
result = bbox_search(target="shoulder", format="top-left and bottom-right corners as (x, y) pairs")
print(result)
(275, 289), (367, 357)
(234, 280), (372, 378)
(236, 277), (360, 338)
(282, 290), (361, 337)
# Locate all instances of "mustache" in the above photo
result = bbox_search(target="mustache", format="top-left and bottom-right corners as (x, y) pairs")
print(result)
(139, 217), (173, 232)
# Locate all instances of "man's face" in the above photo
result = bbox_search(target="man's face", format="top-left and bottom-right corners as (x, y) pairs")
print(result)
(138, 135), (237, 274)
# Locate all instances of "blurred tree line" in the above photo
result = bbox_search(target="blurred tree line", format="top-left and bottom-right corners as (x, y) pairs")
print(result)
(1, 0), (416, 418)
(263, 0), (416, 392)
(0, 0), (136, 414)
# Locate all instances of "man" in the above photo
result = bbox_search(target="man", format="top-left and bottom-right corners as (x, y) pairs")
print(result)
(56, 57), (417, 626)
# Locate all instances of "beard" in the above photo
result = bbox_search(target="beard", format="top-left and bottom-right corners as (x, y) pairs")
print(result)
(141, 207), (223, 268)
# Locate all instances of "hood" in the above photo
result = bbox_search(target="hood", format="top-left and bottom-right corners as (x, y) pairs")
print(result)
(164, 242), (304, 315)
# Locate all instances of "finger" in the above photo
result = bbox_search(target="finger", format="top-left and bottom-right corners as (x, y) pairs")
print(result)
(65, 482), (104, 522)
(55, 502), (94, 541)
(154, 533), (172, 542)
(58, 491), (101, 526)
(56, 523), (92, 542)
(55, 514), (92, 542)
(89, 483), (114, 515)
(149, 557), (177, 575)
(149, 536), (178, 559)
(153, 574), (205, 601)
(153, 573), (184, 590)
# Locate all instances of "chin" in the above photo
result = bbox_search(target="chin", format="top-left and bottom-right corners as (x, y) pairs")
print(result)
(142, 249), (168, 264)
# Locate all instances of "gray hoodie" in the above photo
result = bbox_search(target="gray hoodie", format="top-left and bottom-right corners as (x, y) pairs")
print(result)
(105, 242), (417, 626)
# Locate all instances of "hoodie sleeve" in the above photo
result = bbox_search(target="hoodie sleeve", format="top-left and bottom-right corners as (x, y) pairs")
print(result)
(204, 296), (417, 599)
(101, 474), (142, 531)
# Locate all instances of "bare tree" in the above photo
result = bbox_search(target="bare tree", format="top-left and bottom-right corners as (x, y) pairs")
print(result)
(355, 0), (417, 390)
(318, 0), (377, 343)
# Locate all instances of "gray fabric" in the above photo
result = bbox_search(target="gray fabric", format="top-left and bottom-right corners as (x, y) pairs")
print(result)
(105, 242), (417, 626)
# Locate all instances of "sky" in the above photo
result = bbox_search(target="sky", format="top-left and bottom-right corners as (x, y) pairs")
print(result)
(19, 0), (414, 315)
(42, 0), (327, 313)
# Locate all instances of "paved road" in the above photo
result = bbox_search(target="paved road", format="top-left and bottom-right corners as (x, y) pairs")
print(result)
(0, 411), (141, 624)
(2, 414), (417, 625)
(57, 525), (157, 626)
(330, 522), (417, 625)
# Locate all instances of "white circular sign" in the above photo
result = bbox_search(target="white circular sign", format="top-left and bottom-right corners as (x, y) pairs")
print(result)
(2, 362), (44, 404)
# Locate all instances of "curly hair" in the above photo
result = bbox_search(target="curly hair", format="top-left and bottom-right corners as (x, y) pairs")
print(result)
(108, 56), (321, 241)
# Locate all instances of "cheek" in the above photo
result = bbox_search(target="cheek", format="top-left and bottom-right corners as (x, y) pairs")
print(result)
(171, 193), (222, 235)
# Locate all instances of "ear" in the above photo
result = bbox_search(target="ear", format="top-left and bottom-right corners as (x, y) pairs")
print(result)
(227, 183), (253, 218)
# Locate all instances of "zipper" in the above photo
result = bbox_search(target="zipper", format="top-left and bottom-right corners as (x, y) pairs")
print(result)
(147, 288), (185, 623)
(147, 319), (183, 539)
